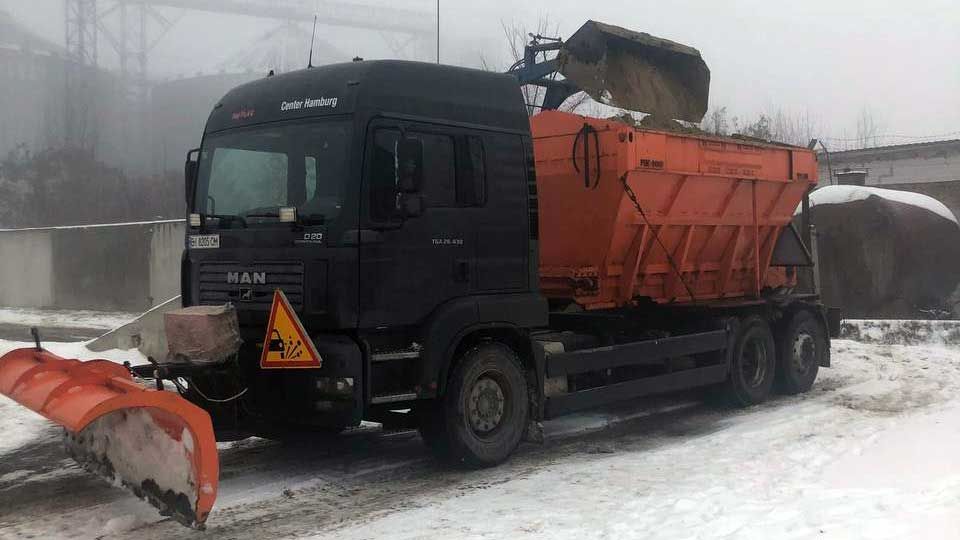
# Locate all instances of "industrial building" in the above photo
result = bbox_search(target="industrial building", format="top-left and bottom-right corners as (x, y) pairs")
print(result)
(1, 1), (434, 176)
(0, 10), (72, 159)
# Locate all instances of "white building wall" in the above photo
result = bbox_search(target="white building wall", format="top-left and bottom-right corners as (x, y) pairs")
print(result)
(818, 140), (960, 187)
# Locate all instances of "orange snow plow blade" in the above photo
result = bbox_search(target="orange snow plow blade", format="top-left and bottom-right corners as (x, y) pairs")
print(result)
(0, 347), (219, 527)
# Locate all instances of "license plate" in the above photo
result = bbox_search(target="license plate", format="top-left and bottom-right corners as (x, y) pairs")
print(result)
(188, 234), (220, 249)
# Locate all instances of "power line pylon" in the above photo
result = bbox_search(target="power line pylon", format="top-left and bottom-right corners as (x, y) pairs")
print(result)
(64, 0), (99, 152)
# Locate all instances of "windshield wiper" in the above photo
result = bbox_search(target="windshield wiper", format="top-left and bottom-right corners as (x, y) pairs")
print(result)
(243, 206), (284, 220)
(199, 213), (247, 228)
(241, 208), (325, 225)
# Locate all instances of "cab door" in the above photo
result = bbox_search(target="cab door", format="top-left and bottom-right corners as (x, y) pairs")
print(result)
(358, 121), (474, 328)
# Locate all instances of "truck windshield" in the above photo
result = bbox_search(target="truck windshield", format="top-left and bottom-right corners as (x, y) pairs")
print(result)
(196, 120), (350, 226)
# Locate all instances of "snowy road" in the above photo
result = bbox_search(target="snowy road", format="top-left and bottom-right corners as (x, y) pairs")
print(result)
(0, 308), (136, 342)
(1, 338), (959, 539)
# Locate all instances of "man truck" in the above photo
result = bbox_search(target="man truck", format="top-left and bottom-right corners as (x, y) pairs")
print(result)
(0, 21), (830, 527)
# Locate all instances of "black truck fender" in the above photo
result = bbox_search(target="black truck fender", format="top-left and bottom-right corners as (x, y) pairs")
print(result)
(416, 293), (548, 405)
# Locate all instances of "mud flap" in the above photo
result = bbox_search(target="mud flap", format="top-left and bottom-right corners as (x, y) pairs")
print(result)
(523, 420), (545, 444)
(0, 348), (219, 527)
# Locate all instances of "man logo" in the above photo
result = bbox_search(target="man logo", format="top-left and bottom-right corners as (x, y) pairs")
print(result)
(227, 271), (266, 285)
(239, 288), (254, 302)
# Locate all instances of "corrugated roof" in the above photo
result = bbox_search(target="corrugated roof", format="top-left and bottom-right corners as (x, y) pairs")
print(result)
(820, 139), (960, 159)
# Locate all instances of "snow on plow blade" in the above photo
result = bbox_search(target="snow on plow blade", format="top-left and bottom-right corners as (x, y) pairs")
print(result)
(0, 347), (218, 527)
(559, 20), (711, 122)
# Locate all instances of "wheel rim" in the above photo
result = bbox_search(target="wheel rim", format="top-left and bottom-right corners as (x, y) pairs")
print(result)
(467, 374), (507, 436)
(740, 336), (768, 388)
(792, 331), (816, 376)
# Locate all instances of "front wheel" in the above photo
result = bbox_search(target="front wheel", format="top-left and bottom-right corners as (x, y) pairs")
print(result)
(423, 342), (529, 468)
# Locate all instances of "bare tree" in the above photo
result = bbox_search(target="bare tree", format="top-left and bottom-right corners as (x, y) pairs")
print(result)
(855, 106), (883, 149)
(736, 114), (773, 140)
(704, 105), (826, 147)
(767, 108), (821, 147)
(703, 106), (729, 135)
(485, 16), (561, 115)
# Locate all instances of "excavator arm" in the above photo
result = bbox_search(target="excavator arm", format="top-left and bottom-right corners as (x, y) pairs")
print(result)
(508, 20), (710, 122)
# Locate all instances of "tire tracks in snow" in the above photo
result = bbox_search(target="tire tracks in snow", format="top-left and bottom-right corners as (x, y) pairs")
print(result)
(3, 340), (957, 539)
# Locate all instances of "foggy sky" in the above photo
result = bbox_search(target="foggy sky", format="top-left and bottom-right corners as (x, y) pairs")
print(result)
(4, 0), (959, 144)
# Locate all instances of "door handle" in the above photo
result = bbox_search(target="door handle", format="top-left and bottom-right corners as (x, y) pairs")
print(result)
(454, 260), (470, 282)
(340, 229), (384, 245)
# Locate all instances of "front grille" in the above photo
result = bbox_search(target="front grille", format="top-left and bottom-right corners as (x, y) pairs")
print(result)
(198, 261), (305, 311)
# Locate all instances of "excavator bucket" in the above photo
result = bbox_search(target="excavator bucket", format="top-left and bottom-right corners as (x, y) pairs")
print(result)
(559, 20), (711, 122)
(0, 347), (218, 528)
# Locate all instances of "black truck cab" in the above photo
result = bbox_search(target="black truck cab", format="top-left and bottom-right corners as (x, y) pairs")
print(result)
(183, 61), (546, 436)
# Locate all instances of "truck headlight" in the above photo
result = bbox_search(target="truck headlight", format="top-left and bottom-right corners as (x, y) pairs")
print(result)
(316, 377), (353, 396)
(279, 206), (297, 223)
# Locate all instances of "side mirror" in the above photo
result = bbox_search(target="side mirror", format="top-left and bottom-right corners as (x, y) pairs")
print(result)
(396, 137), (423, 193)
(184, 148), (200, 207)
(400, 193), (424, 218)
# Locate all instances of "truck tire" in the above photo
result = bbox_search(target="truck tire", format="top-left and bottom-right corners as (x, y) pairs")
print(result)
(429, 342), (529, 468)
(723, 315), (777, 406)
(776, 310), (824, 394)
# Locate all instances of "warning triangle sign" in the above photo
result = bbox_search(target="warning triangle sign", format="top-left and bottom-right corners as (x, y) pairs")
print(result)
(260, 289), (323, 369)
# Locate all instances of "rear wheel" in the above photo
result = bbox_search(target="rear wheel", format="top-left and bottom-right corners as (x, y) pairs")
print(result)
(723, 315), (777, 406)
(421, 342), (529, 467)
(776, 310), (825, 394)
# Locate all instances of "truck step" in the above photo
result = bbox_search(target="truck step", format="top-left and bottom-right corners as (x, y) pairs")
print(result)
(370, 392), (419, 404)
(371, 350), (421, 363)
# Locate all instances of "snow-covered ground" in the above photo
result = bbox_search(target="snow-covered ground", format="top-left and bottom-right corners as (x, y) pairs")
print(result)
(0, 307), (137, 331)
(309, 339), (960, 540)
(842, 319), (960, 346)
(2, 334), (960, 539)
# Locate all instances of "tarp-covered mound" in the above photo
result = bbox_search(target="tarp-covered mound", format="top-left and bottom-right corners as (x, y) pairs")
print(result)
(806, 185), (960, 319)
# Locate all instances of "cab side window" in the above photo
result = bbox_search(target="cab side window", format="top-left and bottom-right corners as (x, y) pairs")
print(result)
(367, 127), (485, 220)
(369, 129), (401, 222)
(457, 136), (486, 207)
(419, 133), (456, 208)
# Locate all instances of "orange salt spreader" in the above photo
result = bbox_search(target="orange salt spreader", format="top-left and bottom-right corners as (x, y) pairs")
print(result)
(531, 110), (818, 310)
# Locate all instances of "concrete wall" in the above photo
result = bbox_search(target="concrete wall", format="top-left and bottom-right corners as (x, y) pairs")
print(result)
(149, 222), (186, 308)
(0, 229), (54, 307)
(0, 220), (185, 312)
